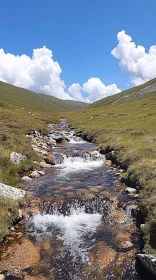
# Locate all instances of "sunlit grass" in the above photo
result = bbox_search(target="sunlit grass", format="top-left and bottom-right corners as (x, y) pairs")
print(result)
(67, 89), (156, 254)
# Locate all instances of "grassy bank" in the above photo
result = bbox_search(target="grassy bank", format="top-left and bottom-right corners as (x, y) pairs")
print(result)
(0, 103), (62, 239)
(67, 82), (156, 255)
(0, 81), (83, 239)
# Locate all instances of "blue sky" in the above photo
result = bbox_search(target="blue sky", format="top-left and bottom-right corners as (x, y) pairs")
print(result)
(0, 0), (156, 102)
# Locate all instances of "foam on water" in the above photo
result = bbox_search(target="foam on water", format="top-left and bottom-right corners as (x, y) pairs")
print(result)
(30, 207), (102, 263)
(55, 153), (104, 173)
(69, 138), (86, 144)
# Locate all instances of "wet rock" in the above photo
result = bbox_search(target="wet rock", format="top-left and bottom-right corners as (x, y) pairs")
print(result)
(10, 152), (26, 164)
(125, 187), (137, 194)
(45, 153), (54, 164)
(40, 161), (51, 168)
(30, 171), (40, 179)
(120, 240), (133, 249)
(37, 170), (45, 176)
(50, 134), (64, 143)
(0, 183), (26, 200)
(105, 150), (116, 161)
(105, 160), (112, 168)
(21, 176), (32, 182)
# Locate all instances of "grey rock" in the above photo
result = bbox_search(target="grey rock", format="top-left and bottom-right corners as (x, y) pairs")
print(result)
(125, 187), (137, 194)
(10, 152), (26, 164)
(30, 171), (40, 178)
(0, 183), (26, 200)
(40, 161), (52, 168)
(21, 176), (32, 182)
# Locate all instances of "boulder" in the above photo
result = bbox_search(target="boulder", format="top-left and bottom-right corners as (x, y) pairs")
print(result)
(125, 187), (137, 194)
(10, 152), (26, 164)
(45, 154), (54, 164)
(21, 176), (32, 182)
(30, 171), (40, 178)
(0, 274), (5, 280)
(0, 183), (26, 200)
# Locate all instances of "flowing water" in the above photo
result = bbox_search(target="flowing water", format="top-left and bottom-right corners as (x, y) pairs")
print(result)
(0, 119), (148, 280)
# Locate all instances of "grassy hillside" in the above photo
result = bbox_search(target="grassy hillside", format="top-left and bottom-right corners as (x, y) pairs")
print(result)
(68, 79), (156, 255)
(0, 81), (87, 112)
(89, 78), (156, 108)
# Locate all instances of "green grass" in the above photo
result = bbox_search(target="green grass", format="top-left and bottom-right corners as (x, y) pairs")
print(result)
(0, 81), (87, 240)
(67, 80), (156, 255)
(0, 197), (20, 240)
(0, 81), (87, 112)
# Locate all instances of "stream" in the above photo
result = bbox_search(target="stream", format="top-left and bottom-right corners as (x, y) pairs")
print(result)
(0, 119), (150, 280)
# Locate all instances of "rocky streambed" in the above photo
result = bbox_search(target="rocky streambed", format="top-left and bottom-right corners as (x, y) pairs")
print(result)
(0, 119), (154, 279)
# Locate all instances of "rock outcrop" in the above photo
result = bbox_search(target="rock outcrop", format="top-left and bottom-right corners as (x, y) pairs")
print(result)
(0, 183), (26, 200)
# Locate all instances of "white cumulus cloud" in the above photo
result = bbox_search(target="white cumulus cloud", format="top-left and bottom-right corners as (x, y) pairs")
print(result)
(0, 46), (121, 103)
(111, 30), (156, 85)
(68, 78), (121, 103)
(0, 46), (71, 99)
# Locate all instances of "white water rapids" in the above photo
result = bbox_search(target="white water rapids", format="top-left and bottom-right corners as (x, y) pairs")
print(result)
(30, 206), (102, 263)
(55, 152), (104, 173)
(29, 133), (104, 264)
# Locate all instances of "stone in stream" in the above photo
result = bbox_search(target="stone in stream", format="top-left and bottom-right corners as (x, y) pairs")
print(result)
(120, 240), (133, 249)
(21, 176), (32, 182)
(37, 170), (45, 176)
(10, 152), (26, 164)
(40, 161), (52, 168)
(30, 171), (40, 179)
(45, 153), (54, 164)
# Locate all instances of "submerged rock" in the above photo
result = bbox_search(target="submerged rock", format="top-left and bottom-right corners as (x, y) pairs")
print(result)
(10, 152), (26, 164)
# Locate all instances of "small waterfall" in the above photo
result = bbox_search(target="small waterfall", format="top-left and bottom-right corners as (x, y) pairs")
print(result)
(54, 151), (105, 172)
(28, 197), (110, 263)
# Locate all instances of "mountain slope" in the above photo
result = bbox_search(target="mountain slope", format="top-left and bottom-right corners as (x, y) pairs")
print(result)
(89, 78), (156, 108)
(0, 81), (87, 112)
